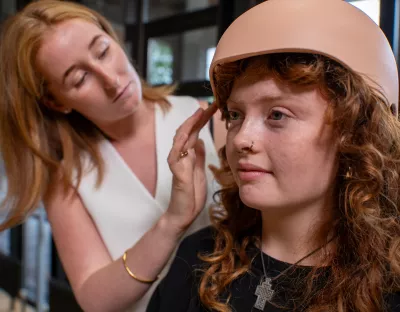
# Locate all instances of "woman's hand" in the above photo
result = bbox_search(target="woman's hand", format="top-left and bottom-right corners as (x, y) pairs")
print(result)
(161, 103), (218, 237)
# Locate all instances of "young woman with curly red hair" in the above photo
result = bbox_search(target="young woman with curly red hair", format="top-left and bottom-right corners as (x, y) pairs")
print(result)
(147, 0), (400, 311)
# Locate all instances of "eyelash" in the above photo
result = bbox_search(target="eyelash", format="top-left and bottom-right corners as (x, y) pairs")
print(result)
(99, 47), (109, 59)
(226, 110), (241, 121)
(75, 73), (87, 88)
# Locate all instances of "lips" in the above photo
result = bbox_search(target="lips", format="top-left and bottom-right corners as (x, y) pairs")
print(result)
(237, 163), (272, 181)
(237, 163), (270, 173)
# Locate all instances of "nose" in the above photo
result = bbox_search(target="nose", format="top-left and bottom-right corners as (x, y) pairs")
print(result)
(94, 65), (120, 93)
(232, 121), (259, 154)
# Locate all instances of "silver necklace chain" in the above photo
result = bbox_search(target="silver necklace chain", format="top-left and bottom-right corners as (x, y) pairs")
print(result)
(254, 236), (335, 311)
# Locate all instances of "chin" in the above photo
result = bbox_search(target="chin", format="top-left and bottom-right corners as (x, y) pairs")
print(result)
(122, 97), (140, 114)
(238, 186), (284, 211)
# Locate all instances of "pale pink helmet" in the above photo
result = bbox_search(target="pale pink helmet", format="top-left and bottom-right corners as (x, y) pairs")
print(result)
(209, 0), (398, 111)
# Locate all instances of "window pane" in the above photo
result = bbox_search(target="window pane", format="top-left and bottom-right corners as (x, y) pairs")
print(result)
(348, 0), (380, 25)
(147, 26), (217, 84)
(82, 0), (124, 23)
(1, 0), (16, 23)
(0, 230), (10, 255)
(144, 0), (219, 22)
(125, 0), (137, 23)
(147, 39), (174, 85)
(81, 0), (126, 40)
(1, 0), (16, 15)
(22, 209), (52, 306)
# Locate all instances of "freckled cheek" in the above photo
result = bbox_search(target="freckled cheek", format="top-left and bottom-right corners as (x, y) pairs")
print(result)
(225, 131), (238, 167)
(72, 90), (104, 112)
(277, 144), (337, 186)
(123, 58), (133, 72)
(111, 48), (129, 74)
(268, 140), (311, 176)
(117, 49), (134, 73)
(124, 62), (141, 91)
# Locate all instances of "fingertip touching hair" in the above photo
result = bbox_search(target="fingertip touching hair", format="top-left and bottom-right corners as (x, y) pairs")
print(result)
(0, 0), (175, 230)
(201, 53), (400, 312)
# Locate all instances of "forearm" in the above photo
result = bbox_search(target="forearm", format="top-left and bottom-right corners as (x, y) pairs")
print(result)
(76, 215), (182, 312)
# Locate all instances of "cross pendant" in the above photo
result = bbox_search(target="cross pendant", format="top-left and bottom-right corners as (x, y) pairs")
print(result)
(253, 277), (274, 311)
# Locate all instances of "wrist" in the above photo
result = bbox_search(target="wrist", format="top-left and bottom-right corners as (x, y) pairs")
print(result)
(155, 213), (186, 242)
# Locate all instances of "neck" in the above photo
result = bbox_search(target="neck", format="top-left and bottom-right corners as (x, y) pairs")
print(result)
(260, 200), (334, 266)
(97, 99), (154, 142)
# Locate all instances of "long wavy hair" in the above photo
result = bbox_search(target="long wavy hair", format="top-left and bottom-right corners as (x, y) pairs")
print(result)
(0, 0), (175, 230)
(200, 53), (400, 311)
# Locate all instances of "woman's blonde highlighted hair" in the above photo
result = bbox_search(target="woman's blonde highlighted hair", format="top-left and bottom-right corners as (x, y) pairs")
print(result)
(0, 0), (174, 230)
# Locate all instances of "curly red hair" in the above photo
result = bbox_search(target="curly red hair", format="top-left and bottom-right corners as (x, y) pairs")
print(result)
(200, 53), (400, 311)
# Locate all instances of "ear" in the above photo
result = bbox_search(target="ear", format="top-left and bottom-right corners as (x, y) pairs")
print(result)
(42, 94), (72, 114)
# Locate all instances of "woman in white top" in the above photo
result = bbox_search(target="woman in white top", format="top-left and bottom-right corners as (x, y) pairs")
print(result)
(0, 1), (224, 311)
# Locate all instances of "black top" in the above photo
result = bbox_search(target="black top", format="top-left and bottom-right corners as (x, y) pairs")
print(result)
(147, 226), (400, 312)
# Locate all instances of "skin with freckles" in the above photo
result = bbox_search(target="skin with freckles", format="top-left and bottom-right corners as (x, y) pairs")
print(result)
(225, 73), (338, 216)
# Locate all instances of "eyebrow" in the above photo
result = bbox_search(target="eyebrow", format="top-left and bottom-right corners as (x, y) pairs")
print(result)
(227, 94), (286, 106)
(62, 34), (103, 84)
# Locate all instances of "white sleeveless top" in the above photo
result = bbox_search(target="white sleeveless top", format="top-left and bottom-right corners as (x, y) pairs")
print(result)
(76, 96), (220, 311)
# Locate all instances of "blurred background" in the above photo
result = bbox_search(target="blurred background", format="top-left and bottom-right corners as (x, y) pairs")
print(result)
(0, 0), (397, 311)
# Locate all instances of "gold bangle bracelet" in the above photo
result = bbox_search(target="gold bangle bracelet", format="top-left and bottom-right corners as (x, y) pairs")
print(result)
(122, 251), (158, 284)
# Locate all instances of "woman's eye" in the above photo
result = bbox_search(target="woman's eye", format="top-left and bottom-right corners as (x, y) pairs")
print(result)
(99, 47), (109, 59)
(75, 73), (87, 88)
(227, 111), (241, 121)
